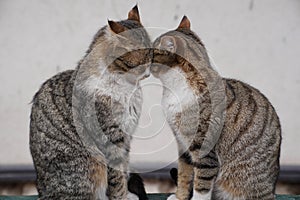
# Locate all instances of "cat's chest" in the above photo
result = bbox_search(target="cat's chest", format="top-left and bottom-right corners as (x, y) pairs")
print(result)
(83, 74), (142, 133)
(162, 85), (194, 114)
(106, 84), (142, 134)
(160, 68), (197, 127)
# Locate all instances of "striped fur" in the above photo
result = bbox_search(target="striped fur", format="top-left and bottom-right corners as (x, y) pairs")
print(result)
(30, 6), (151, 200)
(152, 16), (281, 200)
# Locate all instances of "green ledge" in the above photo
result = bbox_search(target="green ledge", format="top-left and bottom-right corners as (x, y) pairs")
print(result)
(0, 194), (300, 200)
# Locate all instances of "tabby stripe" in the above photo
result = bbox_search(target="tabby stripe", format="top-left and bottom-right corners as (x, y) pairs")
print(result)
(195, 188), (210, 194)
(193, 162), (218, 169)
(198, 175), (216, 181)
(226, 81), (237, 109)
(200, 157), (219, 167)
(110, 136), (125, 144)
(42, 81), (81, 145)
(114, 58), (130, 71)
(189, 143), (202, 152)
(198, 106), (207, 115)
(205, 151), (218, 161)
(180, 152), (193, 165)
(230, 91), (257, 150)
(102, 124), (119, 132)
(63, 72), (74, 104)
(194, 177), (213, 191)
(35, 123), (73, 147)
(238, 104), (270, 158)
(38, 101), (80, 145)
(108, 176), (126, 194)
(233, 82), (253, 123)
(108, 180), (118, 187)
(233, 101), (243, 124)
(49, 80), (73, 126)
(257, 185), (274, 199)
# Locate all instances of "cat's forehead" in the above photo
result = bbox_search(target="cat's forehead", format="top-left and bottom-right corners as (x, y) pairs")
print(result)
(118, 19), (142, 29)
(154, 29), (204, 48)
(177, 29), (205, 47)
(118, 20), (151, 46)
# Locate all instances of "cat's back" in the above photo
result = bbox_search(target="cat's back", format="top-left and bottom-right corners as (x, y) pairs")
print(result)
(32, 70), (75, 106)
(218, 78), (281, 161)
(213, 78), (281, 198)
(224, 78), (280, 127)
(30, 69), (82, 149)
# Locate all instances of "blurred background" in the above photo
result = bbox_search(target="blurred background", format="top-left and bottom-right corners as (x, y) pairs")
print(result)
(0, 0), (299, 196)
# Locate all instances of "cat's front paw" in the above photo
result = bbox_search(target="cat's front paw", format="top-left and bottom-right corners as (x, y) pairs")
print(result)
(190, 190), (211, 200)
(167, 194), (179, 200)
(127, 192), (139, 200)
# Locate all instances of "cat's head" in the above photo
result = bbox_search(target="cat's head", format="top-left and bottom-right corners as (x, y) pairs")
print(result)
(81, 5), (152, 84)
(151, 16), (209, 78)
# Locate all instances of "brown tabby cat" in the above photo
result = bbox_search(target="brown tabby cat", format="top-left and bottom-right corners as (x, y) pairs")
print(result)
(151, 16), (281, 200)
(30, 6), (151, 200)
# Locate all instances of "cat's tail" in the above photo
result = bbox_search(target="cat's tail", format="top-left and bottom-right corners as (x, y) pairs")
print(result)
(128, 173), (148, 200)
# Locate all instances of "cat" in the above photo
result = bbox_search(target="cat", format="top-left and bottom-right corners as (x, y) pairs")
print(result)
(151, 16), (281, 200)
(30, 5), (151, 200)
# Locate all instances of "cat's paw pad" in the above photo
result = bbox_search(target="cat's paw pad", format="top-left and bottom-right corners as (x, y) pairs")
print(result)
(167, 194), (179, 200)
(127, 192), (139, 200)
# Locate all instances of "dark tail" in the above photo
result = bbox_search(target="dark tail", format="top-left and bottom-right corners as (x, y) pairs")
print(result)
(128, 173), (148, 200)
(170, 168), (178, 186)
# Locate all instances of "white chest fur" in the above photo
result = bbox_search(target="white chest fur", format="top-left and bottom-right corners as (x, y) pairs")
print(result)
(80, 70), (142, 135)
(160, 67), (200, 142)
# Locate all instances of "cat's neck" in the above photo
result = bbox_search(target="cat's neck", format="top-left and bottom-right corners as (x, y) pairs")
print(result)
(161, 62), (209, 96)
(74, 56), (139, 100)
(159, 66), (200, 108)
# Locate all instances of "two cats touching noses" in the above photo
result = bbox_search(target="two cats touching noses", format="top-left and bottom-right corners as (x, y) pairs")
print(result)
(29, 5), (281, 200)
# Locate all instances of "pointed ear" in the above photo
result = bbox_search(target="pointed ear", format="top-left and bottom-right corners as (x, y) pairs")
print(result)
(177, 15), (191, 29)
(128, 5), (140, 23)
(108, 20), (126, 34)
(159, 36), (177, 53)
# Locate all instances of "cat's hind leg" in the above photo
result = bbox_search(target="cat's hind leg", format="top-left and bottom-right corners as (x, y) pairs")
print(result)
(33, 146), (107, 200)
(212, 164), (276, 200)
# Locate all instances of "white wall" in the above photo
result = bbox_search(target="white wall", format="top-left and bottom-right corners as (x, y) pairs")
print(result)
(0, 0), (299, 167)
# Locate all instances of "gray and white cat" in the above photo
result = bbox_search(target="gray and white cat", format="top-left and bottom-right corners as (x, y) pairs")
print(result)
(30, 6), (151, 200)
(151, 16), (281, 200)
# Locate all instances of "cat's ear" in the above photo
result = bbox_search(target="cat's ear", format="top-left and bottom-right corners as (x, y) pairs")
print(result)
(108, 20), (126, 34)
(177, 15), (191, 30)
(128, 5), (140, 23)
(159, 36), (177, 53)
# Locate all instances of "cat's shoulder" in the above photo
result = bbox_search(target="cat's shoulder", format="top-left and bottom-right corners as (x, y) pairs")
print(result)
(224, 78), (261, 93)
(32, 70), (75, 103)
(223, 78), (273, 104)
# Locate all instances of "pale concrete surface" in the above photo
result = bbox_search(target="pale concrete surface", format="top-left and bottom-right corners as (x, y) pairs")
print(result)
(0, 0), (299, 167)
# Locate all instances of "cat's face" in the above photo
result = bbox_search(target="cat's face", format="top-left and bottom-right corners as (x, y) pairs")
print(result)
(87, 6), (152, 84)
(108, 6), (152, 84)
(151, 16), (207, 79)
(151, 36), (179, 78)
